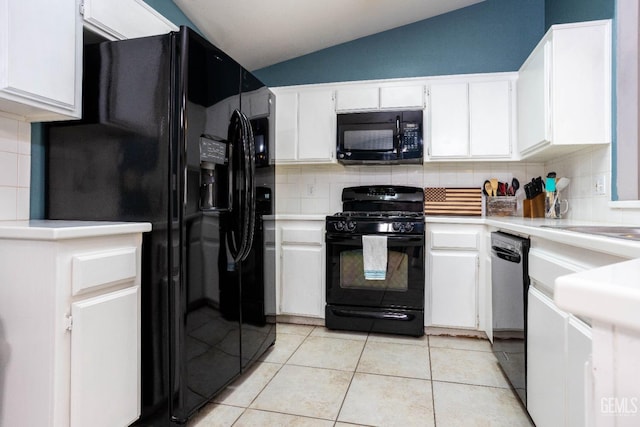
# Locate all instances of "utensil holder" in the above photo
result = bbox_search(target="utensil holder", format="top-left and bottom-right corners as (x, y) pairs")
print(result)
(486, 196), (517, 217)
(523, 193), (545, 218)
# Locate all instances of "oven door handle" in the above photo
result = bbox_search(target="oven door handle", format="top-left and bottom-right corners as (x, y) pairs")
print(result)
(330, 307), (415, 321)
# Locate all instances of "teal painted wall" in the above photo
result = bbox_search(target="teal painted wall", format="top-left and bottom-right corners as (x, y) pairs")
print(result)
(545, 0), (614, 29)
(254, 0), (545, 86)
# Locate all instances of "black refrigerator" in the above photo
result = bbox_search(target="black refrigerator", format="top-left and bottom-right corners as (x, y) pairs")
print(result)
(45, 27), (276, 425)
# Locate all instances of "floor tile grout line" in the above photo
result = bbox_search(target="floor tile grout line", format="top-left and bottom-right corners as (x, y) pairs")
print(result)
(225, 326), (311, 425)
(232, 406), (340, 424)
(428, 336), (438, 427)
(430, 378), (515, 391)
(332, 330), (370, 425)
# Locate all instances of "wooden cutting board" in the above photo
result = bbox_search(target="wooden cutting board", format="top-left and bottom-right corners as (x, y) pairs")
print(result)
(424, 187), (482, 216)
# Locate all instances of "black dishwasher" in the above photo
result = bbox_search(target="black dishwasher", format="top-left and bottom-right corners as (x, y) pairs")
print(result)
(491, 232), (530, 406)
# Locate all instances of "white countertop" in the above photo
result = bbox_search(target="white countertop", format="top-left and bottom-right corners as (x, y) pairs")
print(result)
(555, 258), (640, 331)
(427, 215), (640, 259)
(0, 220), (152, 240)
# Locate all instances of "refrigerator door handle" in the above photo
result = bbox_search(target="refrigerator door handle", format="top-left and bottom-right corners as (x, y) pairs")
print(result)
(228, 109), (256, 264)
(241, 111), (256, 262)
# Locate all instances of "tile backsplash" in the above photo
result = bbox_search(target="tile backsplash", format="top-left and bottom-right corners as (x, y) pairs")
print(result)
(276, 147), (640, 225)
(0, 117), (30, 220)
(545, 145), (640, 224)
(276, 162), (546, 215)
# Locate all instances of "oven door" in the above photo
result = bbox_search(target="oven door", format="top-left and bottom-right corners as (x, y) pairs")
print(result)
(325, 233), (425, 309)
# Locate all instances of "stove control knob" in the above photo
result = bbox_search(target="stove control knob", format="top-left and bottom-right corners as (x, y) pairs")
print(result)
(392, 222), (414, 233)
(392, 222), (405, 232)
(333, 220), (356, 232)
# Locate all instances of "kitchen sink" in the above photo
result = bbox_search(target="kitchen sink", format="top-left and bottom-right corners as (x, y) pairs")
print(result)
(541, 225), (640, 241)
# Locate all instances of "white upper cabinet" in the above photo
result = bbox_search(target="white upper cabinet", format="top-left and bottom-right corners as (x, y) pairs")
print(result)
(469, 80), (512, 157)
(429, 82), (469, 157)
(0, 0), (83, 121)
(272, 86), (336, 164)
(428, 74), (516, 160)
(335, 86), (379, 111)
(517, 20), (612, 160)
(81, 0), (178, 40)
(335, 82), (425, 112)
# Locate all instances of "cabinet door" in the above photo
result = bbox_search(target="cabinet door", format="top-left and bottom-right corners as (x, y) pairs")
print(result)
(566, 317), (592, 427)
(469, 80), (512, 157)
(0, 0), (81, 120)
(335, 86), (379, 111)
(430, 251), (477, 328)
(517, 41), (550, 153)
(380, 85), (424, 109)
(552, 23), (611, 145)
(274, 91), (298, 162)
(70, 286), (140, 427)
(298, 90), (335, 162)
(281, 245), (324, 317)
(82, 0), (177, 40)
(527, 286), (567, 427)
(429, 82), (469, 157)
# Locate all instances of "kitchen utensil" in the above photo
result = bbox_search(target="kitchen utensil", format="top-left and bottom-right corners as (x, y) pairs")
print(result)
(483, 180), (491, 196)
(524, 182), (533, 199)
(490, 179), (498, 197)
(509, 178), (520, 196)
(556, 177), (570, 192)
(533, 177), (544, 196)
(498, 182), (507, 196)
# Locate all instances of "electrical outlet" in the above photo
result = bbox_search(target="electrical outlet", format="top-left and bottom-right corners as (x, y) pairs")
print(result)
(594, 174), (606, 195)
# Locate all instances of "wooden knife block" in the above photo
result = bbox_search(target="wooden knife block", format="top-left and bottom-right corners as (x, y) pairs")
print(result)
(523, 193), (545, 218)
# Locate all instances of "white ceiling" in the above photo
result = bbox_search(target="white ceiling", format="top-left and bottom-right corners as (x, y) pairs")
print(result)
(173, 0), (485, 71)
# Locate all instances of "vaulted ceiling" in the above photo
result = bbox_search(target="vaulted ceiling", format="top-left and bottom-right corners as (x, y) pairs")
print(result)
(173, 0), (485, 70)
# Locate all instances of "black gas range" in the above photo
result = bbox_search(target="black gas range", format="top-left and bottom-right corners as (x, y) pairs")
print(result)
(325, 186), (425, 336)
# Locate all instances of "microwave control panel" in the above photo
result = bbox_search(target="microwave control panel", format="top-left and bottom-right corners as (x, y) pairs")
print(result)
(402, 123), (421, 153)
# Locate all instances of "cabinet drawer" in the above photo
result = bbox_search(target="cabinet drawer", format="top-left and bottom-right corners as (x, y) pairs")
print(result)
(72, 247), (137, 296)
(281, 227), (324, 245)
(528, 249), (581, 294)
(430, 230), (479, 250)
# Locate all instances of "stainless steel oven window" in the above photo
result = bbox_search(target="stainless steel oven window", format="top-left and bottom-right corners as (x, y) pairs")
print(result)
(339, 249), (408, 291)
(344, 129), (394, 151)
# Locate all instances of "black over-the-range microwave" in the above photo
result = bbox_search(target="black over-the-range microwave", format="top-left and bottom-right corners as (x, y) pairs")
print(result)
(336, 110), (423, 164)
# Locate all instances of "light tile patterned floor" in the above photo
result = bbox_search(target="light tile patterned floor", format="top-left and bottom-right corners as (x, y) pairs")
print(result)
(188, 324), (534, 427)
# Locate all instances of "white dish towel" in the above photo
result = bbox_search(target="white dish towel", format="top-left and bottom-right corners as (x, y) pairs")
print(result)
(362, 235), (387, 280)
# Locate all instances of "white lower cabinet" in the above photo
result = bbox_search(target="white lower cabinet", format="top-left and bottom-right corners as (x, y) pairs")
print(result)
(527, 286), (593, 427)
(0, 227), (145, 427)
(277, 220), (325, 318)
(430, 252), (478, 328)
(527, 286), (568, 427)
(566, 317), (592, 427)
(427, 224), (483, 329)
(70, 286), (140, 427)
